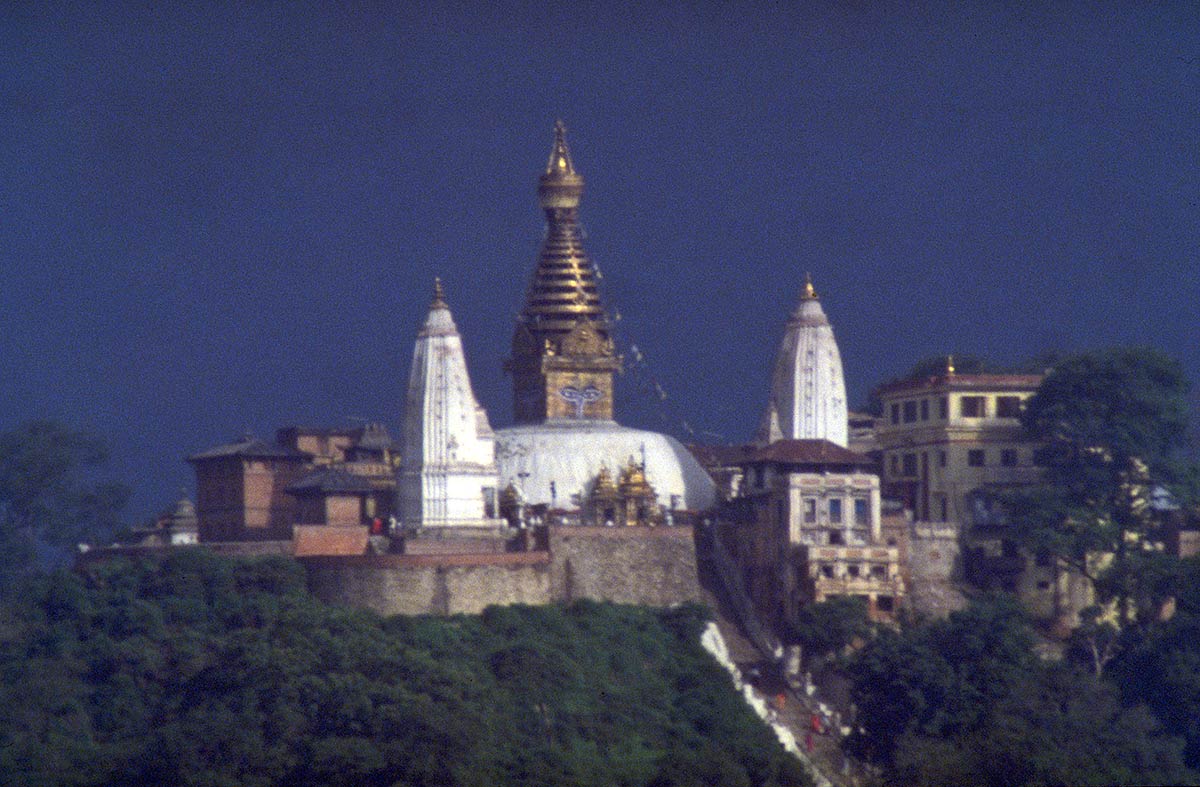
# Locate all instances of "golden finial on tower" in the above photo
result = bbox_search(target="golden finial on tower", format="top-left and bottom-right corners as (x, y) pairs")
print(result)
(802, 272), (818, 300)
(946, 355), (956, 376)
(431, 277), (447, 308)
(538, 120), (584, 211)
(546, 119), (575, 176)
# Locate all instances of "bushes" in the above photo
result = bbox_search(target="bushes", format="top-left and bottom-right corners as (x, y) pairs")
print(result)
(0, 552), (808, 787)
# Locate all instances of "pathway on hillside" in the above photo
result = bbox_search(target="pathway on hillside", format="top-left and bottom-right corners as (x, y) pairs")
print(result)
(697, 555), (870, 787)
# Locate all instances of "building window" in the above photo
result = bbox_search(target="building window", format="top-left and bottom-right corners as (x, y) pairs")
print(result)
(889, 455), (899, 476)
(829, 498), (843, 524)
(939, 396), (948, 419)
(871, 564), (887, 579)
(847, 564), (861, 578)
(828, 530), (844, 545)
(804, 498), (817, 523)
(996, 396), (1022, 418)
(821, 564), (835, 578)
(754, 466), (765, 488)
(890, 403), (900, 424)
(877, 595), (894, 612)
(902, 401), (918, 423)
(854, 498), (870, 525)
(920, 399), (929, 421)
(968, 449), (986, 467)
(938, 450), (947, 468)
(940, 497), (948, 521)
(902, 453), (918, 477)
(961, 396), (986, 417)
(1001, 449), (1018, 467)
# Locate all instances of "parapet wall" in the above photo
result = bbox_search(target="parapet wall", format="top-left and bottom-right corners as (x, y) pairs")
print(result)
(548, 526), (702, 607)
(303, 552), (553, 616)
(302, 525), (702, 616)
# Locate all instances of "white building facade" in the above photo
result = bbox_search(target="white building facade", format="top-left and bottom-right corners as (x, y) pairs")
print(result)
(761, 276), (848, 448)
(398, 281), (503, 528)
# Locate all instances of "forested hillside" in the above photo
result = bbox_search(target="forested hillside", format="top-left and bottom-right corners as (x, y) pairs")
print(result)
(0, 550), (808, 787)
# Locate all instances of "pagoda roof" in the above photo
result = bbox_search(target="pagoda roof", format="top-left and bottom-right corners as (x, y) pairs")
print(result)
(187, 436), (311, 462)
(287, 466), (376, 496)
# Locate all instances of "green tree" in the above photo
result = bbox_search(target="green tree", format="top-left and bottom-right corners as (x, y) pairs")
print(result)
(0, 420), (128, 591)
(788, 595), (871, 667)
(847, 596), (1195, 785)
(0, 553), (810, 787)
(1003, 347), (1195, 626)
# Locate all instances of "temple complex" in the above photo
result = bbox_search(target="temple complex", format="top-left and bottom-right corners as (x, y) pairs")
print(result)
(495, 122), (716, 515)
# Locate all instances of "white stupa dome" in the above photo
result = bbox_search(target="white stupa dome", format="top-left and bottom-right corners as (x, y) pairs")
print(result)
(496, 420), (717, 511)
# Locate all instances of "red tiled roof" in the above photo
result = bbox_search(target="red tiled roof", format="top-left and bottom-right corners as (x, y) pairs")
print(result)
(745, 439), (872, 467)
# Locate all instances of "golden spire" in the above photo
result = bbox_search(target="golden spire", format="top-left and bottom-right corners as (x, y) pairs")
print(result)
(431, 277), (447, 309)
(802, 272), (818, 300)
(507, 122), (621, 425)
(946, 355), (956, 376)
(538, 120), (584, 211)
(546, 119), (575, 176)
(521, 121), (606, 329)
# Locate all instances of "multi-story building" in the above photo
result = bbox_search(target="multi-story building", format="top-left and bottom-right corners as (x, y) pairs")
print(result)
(188, 424), (397, 542)
(874, 364), (1043, 527)
(711, 279), (904, 628)
(722, 439), (903, 625)
(872, 364), (1102, 627)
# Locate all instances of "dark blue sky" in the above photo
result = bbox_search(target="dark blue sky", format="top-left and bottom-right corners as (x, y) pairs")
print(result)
(4, 3), (1199, 522)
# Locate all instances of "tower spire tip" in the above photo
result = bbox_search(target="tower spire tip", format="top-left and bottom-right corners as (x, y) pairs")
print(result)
(546, 119), (575, 176)
(802, 272), (818, 300)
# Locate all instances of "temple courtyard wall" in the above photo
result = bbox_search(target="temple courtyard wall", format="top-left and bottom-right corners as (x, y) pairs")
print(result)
(301, 525), (702, 616)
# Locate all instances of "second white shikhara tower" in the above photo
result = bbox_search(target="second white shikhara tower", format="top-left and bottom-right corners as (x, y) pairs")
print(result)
(398, 280), (502, 527)
(761, 275), (849, 447)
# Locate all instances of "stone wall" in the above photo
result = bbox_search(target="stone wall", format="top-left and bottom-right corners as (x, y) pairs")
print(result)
(303, 552), (553, 616)
(906, 524), (967, 617)
(548, 526), (702, 607)
(302, 525), (702, 616)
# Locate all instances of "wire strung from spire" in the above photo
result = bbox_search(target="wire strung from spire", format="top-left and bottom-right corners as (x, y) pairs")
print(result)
(596, 266), (722, 443)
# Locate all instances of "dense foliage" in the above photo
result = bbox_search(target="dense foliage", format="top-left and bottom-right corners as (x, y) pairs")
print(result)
(846, 596), (1196, 786)
(0, 550), (809, 787)
(1110, 555), (1200, 771)
(787, 595), (870, 667)
(1002, 347), (1196, 627)
(0, 420), (128, 593)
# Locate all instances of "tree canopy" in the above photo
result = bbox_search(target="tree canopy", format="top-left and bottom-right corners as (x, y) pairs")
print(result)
(0, 550), (810, 787)
(845, 596), (1195, 786)
(1001, 347), (1197, 627)
(0, 420), (128, 592)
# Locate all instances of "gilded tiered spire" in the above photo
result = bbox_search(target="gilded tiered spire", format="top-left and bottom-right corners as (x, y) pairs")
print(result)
(507, 122), (621, 424)
(521, 120), (606, 330)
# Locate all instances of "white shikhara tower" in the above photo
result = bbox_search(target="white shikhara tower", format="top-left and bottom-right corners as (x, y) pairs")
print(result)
(761, 275), (849, 447)
(399, 280), (501, 527)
